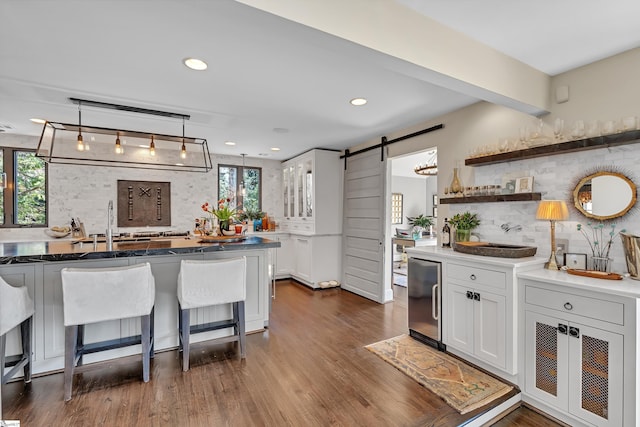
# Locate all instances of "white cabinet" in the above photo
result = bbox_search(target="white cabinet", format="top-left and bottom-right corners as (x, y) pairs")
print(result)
(273, 234), (294, 279)
(281, 149), (342, 235)
(447, 283), (506, 369)
(289, 234), (342, 288)
(522, 281), (628, 427)
(445, 262), (507, 371)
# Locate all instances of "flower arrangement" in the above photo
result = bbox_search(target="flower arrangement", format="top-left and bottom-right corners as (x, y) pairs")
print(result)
(202, 198), (240, 230)
(577, 222), (626, 260)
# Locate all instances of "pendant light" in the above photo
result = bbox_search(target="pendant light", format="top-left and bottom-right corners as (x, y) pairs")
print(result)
(149, 135), (156, 156)
(76, 101), (84, 151)
(115, 132), (123, 154)
(239, 154), (247, 196)
(180, 117), (187, 159)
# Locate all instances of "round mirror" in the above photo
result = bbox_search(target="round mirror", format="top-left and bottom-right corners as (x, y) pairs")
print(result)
(573, 171), (637, 220)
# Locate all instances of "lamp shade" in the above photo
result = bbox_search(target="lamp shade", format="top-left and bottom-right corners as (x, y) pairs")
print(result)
(536, 200), (569, 221)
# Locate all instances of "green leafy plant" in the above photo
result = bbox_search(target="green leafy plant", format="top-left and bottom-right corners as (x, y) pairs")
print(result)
(449, 212), (480, 230)
(407, 214), (434, 229)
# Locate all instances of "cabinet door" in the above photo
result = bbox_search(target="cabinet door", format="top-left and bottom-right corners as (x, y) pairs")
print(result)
(568, 323), (623, 427)
(293, 237), (311, 282)
(445, 283), (474, 354)
(283, 165), (295, 219)
(275, 235), (294, 278)
(473, 289), (506, 369)
(525, 311), (569, 409)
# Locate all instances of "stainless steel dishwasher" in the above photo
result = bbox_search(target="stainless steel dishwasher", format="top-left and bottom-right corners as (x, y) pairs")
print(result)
(408, 257), (444, 350)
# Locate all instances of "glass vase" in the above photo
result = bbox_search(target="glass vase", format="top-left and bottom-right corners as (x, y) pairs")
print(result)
(450, 168), (462, 195)
(455, 229), (471, 242)
(590, 256), (612, 272)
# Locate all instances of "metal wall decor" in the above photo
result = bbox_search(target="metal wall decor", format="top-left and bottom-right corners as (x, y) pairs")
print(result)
(117, 180), (171, 227)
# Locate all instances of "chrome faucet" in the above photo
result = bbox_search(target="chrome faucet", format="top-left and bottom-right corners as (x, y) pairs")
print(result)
(106, 200), (114, 251)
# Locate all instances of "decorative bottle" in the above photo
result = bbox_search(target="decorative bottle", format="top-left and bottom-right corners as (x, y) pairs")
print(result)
(442, 218), (451, 248)
(450, 168), (462, 195)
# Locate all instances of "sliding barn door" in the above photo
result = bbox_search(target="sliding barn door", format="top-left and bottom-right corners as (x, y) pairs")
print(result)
(342, 149), (389, 303)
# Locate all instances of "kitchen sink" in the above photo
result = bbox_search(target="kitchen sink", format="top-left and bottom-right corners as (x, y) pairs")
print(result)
(453, 242), (537, 258)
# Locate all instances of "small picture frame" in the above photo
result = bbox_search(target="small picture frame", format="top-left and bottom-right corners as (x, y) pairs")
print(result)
(515, 176), (534, 193)
(501, 177), (516, 194)
(564, 253), (587, 270)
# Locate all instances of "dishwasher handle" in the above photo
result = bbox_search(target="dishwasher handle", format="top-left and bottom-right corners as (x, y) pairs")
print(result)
(432, 283), (440, 321)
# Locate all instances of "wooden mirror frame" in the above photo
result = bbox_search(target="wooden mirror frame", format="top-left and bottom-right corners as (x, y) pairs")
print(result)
(572, 171), (637, 220)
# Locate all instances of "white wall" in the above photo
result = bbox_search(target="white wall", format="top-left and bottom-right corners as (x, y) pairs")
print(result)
(0, 133), (283, 241)
(352, 47), (640, 273)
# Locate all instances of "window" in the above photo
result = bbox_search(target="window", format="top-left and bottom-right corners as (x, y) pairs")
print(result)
(218, 164), (262, 214)
(0, 148), (48, 227)
(391, 193), (403, 224)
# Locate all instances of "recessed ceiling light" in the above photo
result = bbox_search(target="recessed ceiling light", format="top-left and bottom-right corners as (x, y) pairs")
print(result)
(350, 98), (367, 106)
(271, 147), (280, 151)
(224, 141), (236, 146)
(30, 118), (46, 124)
(183, 58), (208, 71)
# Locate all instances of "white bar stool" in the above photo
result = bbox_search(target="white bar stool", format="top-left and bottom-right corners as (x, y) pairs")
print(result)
(61, 262), (155, 401)
(0, 277), (34, 419)
(177, 257), (246, 372)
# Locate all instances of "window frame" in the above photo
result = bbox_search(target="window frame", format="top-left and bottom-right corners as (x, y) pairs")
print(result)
(0, 147), (49, 228)
(217, 163), (262, 212)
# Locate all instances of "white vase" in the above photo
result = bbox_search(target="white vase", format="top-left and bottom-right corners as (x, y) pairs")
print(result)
(221, 229), (236, 236)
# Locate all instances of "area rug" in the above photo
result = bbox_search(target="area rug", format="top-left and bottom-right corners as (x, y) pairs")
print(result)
(365, 335), (512, 414)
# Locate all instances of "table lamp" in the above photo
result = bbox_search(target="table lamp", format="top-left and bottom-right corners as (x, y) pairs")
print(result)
(536, 200), (569, 270)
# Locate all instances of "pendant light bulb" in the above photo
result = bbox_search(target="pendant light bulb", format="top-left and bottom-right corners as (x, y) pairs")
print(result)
(149, 136), (156, 156)
(76, 101), (84, 151)
(115, 133), (122, 154)
(240, 153), (247, 196)
(180, 141), (187, 159)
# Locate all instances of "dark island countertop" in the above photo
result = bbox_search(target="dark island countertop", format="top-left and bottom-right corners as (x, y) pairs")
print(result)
(0, 235), (280, 264)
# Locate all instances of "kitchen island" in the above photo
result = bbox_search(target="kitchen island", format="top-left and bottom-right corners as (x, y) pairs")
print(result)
(0, 236), (280, 375)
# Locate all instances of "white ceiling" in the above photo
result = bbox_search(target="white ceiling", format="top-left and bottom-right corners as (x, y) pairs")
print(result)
(0, 0), (638, 161)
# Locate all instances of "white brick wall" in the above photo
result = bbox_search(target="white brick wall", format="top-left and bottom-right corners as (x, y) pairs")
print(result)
(0, 134), (283, 242)
(447, 143), (640, 273)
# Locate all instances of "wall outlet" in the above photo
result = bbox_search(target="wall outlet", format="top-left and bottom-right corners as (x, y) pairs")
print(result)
(556, 238), (569, 263)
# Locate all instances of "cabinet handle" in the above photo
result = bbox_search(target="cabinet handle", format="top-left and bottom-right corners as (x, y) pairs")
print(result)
(563, 302), (573, 310)
(466, 291), (473, 299)
(569, 326), (580, 338)
(470, 274), (477, 280)
(473, 292), (480, 301)
(558, 324), (568, 335)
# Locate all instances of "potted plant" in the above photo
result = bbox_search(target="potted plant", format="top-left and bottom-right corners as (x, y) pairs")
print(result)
(449, 212), (480, 242)
(407, 214), (434, 239)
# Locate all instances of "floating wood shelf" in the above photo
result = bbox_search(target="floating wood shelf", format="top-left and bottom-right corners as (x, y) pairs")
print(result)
(440, 193), (542, 204)
(465, 129), (640, 166)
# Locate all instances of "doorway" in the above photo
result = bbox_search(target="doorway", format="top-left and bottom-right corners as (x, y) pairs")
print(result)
(386, 149), (438, 306)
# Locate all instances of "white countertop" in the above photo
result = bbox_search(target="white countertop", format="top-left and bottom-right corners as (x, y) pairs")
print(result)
(519, 268), (640, 299)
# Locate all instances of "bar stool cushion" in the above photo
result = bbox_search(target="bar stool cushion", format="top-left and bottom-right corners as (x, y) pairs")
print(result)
(61, 263), (155, 326)
(0, 277), (35, 337)
(177, 257), (246, 309)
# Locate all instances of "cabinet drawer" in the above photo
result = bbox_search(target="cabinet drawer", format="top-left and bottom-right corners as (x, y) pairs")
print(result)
(525, 285), (624, 325)
(447, 263), (506, 290)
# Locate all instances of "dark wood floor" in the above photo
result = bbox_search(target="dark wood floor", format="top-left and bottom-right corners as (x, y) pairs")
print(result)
(2, 280), (562, 426)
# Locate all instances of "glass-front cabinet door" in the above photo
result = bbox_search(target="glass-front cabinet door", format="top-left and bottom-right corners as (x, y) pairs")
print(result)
(296, 157), (313, 219)
(283, 165), (295, 218)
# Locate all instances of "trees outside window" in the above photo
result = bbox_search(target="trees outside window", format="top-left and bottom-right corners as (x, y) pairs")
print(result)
(218, 164), (261, 214)
(0, 148), (47, 227)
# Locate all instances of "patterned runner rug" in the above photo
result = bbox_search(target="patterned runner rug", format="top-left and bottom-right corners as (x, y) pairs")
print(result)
(365, 334), (513, 414)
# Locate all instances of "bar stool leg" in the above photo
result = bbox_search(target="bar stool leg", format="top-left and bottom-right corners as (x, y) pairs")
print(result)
(64, 325), (78, 402)
(149, 307), (155, 359)
(237, 301), (246, 359)
(20, 316), (32, 383)
(0, 333), (6, 382)
(180, 308), (190, 372)
(140, 314), (151, 383)
(76, 325), (85, 367)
